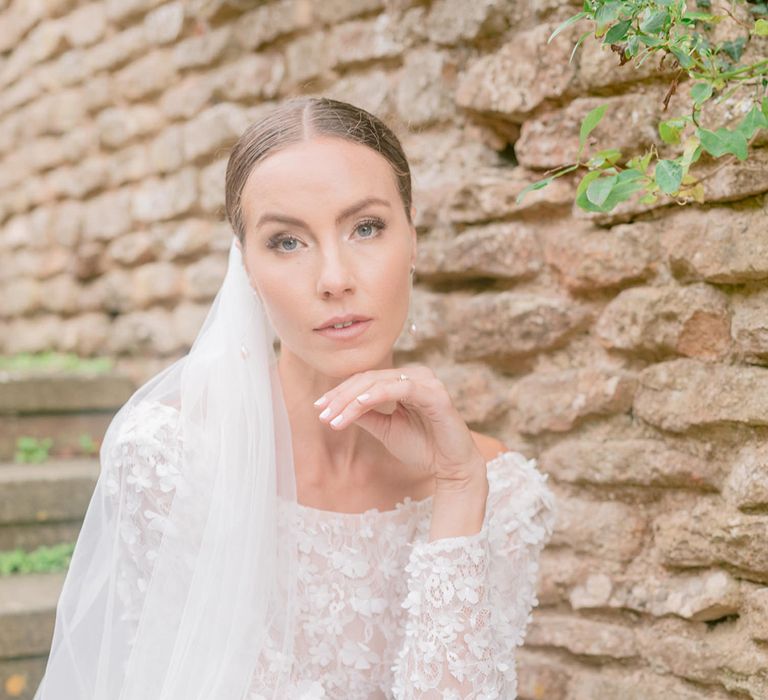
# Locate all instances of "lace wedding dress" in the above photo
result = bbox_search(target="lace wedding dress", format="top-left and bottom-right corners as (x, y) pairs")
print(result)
(105, 400), (557, 700)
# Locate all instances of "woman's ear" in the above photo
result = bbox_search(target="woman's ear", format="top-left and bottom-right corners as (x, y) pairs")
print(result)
(235, 237), (243, 252)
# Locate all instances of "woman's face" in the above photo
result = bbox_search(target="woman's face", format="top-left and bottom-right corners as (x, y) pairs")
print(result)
(237, 136), (417, 376)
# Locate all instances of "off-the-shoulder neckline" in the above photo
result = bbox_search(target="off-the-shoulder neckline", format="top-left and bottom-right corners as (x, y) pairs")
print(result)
(293, 450), (524, 519)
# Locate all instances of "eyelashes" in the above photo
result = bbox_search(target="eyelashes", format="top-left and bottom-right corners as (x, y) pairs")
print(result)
(265, 217), (386, 253)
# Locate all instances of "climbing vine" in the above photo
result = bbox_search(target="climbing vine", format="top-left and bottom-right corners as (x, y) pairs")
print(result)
(516, 0), (768, 212)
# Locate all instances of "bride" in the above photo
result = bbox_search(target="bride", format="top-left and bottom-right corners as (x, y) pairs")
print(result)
(34, 95), (556, 699)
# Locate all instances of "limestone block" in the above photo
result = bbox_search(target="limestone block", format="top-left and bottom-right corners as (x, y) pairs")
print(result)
(542, 438), (723, 491)
(635, 359), (768, 432)
(510, 367), (637, 435)
(661, 206), (768, 284)
(417, 222), (542, 282)
(595, 283), (731, 361)
(542, 221), (659, 292)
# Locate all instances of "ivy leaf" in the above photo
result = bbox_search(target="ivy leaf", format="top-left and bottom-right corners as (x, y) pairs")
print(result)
(756, 19), (768, 36)
(605, 19), (632, 43)
(579, 104), (608, 155)
(587, 174), (618, 206)
(735, 103), (768, 140)
(640, 10), (669, 34)
(659, 117), (686, 144)
(655, 159), (683, 193)
(690, 82), (713, 106)
(670, 47), (694, 68)
(697, 127), (749, 160)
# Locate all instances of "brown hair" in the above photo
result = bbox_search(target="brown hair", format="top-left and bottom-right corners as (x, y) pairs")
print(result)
(224, 96), (413, 247)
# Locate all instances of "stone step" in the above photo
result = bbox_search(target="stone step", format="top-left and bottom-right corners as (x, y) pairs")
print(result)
(0, 571), (64, 700)
(0, 371), (135, 462)
(0, 459), (100, 552)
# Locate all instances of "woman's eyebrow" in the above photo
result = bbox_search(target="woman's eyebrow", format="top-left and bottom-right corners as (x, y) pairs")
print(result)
(255, 196), (391, 229)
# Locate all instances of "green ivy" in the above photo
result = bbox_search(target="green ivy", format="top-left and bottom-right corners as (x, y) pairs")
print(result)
(518, 0), (768, 211)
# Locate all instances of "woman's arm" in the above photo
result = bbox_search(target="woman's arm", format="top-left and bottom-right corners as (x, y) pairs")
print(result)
(391, 450), (557, 699)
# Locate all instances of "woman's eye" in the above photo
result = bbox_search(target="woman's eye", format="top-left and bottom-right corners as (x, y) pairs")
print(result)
(266, 218), (385, 254)
(267, 235), (301, 252)
(355, 217), (385, 239)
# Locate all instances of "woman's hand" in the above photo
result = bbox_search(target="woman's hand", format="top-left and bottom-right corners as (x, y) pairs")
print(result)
(313, 365), (487, 486)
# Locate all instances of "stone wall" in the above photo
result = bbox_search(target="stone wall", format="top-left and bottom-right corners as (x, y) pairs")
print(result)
(1, 0), (767, 697)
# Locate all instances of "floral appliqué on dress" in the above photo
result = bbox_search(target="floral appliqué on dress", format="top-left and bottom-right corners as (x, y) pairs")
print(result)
(106, 401), (557, 699)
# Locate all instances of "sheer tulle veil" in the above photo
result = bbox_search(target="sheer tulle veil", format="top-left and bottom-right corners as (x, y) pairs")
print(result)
(34, 237), (299, 699)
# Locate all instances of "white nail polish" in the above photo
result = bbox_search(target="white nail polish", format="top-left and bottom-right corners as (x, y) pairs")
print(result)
(319, 406), (331, 419)
(330, 414), (343, 427)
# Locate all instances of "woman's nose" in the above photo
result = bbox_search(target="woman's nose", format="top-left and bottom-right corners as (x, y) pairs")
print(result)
(316, 255), (355, 297)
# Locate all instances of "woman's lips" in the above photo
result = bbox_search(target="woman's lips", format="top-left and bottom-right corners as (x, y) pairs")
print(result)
(313, 319), (373, 340)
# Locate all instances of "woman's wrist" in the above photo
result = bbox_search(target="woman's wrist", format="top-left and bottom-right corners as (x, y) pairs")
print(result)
(429, 461), (490, 542)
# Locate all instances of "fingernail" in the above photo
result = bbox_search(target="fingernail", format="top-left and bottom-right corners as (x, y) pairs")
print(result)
(319, 406), (331, 419)
(330, 414), (344, 427)
(314, 395), (328, 407)
(356, 393), (370, 403)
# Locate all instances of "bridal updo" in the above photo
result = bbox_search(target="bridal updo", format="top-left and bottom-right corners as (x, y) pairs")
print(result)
(224, 96), (414, 248)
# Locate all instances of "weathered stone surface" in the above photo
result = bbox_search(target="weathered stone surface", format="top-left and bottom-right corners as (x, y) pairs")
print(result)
(416, 222), (542, 282)
(172, 24), (231, 69)
(82, 188), (133, 242)
(434, 362), (508, 426)
(331, 14), (406, 68)
(233, 1), (313, 51)
(38, 273), (80, 315)
(569, 569), (741, 622)
(448, 166), (576, 223)
(394, 288), (445, 353)
(731, 288), (768, 365)
(510, 368), (637, 435)
(181, 254), (226, 301)
(182, 103), (250, 163)
(723, 444), (768, 511)
(85, 25), (147, 73)
(743, 585), (768, 642)
(131, 261), (183, 308)
(455, 22), (582, 123)
(526, 610), (639, 659)
(595, 284), (731, 361)
(542, 221), (659, 292)
(655, 497), (768, 582)
(143, 1), (184, 45)
(106, 231), (157, 267)
(541, 438), (723, 491)
(132, 167), (197, 223)
(284, 31), (334, 85)
(105, 0), (164, 24)
(59, 311), (111, 355)
(635, 359), (768, 432)
(548, 495), (646, 562)
(514, 650), (568, 700)
(0, 278), (41, 317)
(113, 49), (179, 102)
(421, 0), (514, 46)
(198, 157), (226, 215)
(447, 292), (590, 365)
(62, 2), (106, 47)
(210, 54), (284, 102)
(566, 667), (742, 700)
(154, 218), (215, 261)
(108, 308), (179, 355)
(516, 91), (662, 171)
(700, 146), (768, 203)
(159, 74), (215, 121)
(661, 206), (768, 284)
(0, 20), (67, 88)
(635, 617), (768, 698)
(395, 48), (456, 128)
(311, 0), (384, 24)
(96, 105), (164, 150)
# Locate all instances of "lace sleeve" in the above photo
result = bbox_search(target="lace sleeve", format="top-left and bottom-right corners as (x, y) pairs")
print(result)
(102, 401), (184, 648)
(390, 451), (557, 699)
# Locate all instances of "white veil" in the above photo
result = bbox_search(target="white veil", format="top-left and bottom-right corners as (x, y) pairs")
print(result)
(34, 237), (299, 699)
